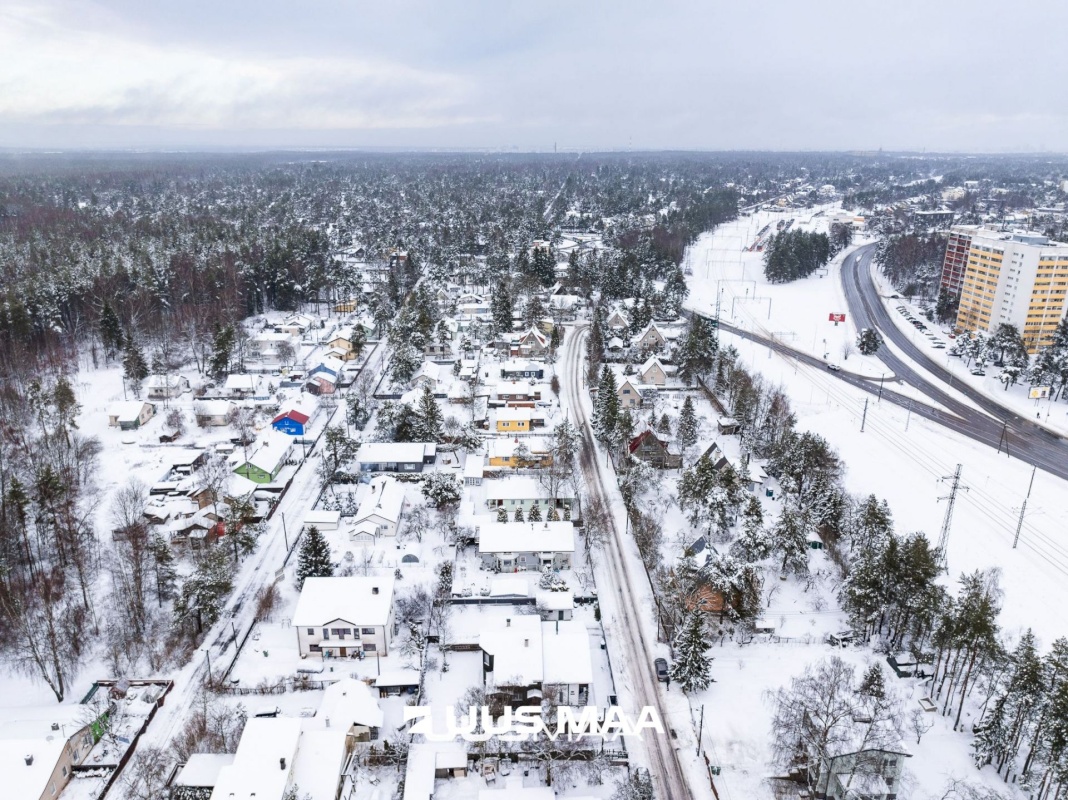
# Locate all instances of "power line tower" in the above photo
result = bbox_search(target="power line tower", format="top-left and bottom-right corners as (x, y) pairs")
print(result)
(936, 464), (966, 570)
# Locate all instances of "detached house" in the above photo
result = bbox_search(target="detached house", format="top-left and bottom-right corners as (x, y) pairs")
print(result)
(632, 323), (667, 350)
(617, 378), (657, 409)
(271, 401), (316, 436)
(109, 401), (156, 430)
(500, 360), (545, 380)
(351, 477), (407, 540)
(194, 400), (235, 427)
(628, 429), (682, 469)
(479, 616), (593, 709)
(356, 442), (436, 473)
(484, 476), (576, 519)
(638, 357), (669, 386)
(293, 576), (396, 658)
(233, 435), (292, 484)
(606, 309), (630, 332)
(477, 520), (575, 571)
(496, 406), (531, 433)
(146, 374), (191, 399)
(514, 326), (549, 358)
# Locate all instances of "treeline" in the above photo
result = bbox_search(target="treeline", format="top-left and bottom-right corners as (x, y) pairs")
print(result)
(763, 229), (831, 283)
(873, 231), (947, 299)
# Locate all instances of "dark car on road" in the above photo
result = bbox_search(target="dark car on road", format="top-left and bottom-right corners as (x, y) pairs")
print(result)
(655, 658), (669, 682)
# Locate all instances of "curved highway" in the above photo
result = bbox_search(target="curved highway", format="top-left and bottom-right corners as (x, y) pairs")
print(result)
(842, 245), (1068, 480)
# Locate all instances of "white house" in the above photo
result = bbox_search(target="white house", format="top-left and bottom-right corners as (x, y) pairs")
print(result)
(146, 374), (191, 399)
(484, 476), (576, 518)
(477, 520), (575, 572)
(108, 400), (156, 430)
(302, 510), (341, 532)
(638, 357), (669, 386)
(292, 576), (396, 658)
(479, 616), (593, 707)
(194, 400), (235, 427)
(223, 373), (262, 398)
(352, 478), (407, 539)
(356, 442), (436, 473)
(316, 679), (383, 742)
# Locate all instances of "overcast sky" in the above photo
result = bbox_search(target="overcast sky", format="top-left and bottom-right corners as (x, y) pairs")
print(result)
(2, 0), (1066, 152)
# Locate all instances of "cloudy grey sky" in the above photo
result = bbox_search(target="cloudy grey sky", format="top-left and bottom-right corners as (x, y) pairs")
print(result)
(1, 0), (1065, 152)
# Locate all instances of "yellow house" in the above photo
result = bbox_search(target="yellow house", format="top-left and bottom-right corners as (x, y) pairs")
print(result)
(488, 437), (552, 468)
(496, 407), (532, 433)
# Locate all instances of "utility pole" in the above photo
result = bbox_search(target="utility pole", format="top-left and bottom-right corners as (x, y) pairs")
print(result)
(696, 705), (705, 756)
(860, 398), (869, 433)
(996, 421), (1010, 457)
(878, 373), (885, 401)
(905, 399), (913, 431)
(936, 465), (966, 570)
(1013, 464), (1038, 549)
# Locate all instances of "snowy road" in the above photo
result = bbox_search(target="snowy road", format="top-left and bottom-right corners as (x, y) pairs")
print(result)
(561, 325), (704, 800)
(109, 339), (389, 799)
(843, 246), (1068, 481)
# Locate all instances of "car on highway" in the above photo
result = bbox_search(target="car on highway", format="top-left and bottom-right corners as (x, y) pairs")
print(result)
(971, 369), (986, 376)
(655, 657), (669, 682)
(826, 363), (842, 372)
(932, 343), (946, 349)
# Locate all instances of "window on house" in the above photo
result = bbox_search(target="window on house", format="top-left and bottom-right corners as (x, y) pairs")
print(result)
(307, 628), (315, 636)
(363, 643), (377, 652)
(310, 644), (321, 653)
(322, 628), (330, 639)
(362, 627), (376, 635)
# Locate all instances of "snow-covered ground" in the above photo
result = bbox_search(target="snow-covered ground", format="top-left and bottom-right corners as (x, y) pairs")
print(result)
(675, 221), (1068, 799)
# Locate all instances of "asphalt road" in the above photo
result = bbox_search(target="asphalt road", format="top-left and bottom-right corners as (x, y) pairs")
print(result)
(561, 324), (697, 800)
(842, 245), (1068, 481)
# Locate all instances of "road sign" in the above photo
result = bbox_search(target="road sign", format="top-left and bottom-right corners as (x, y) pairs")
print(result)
(1029, 386), (1051, 400)
(828, 313), (846, 323)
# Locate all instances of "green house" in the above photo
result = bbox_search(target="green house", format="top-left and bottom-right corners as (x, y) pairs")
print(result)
(233, 435), (292, 484)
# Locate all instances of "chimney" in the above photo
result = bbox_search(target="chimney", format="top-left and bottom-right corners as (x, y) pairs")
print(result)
(280, 757), (286, 771)
(24, 755), (33, 766)
(506, 618), (511, 627)
(51, 723), (59, 731)
(372, 586), (379, 595)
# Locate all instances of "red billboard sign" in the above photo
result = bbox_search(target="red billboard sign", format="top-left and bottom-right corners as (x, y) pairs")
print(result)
(828, 313), (846, 322)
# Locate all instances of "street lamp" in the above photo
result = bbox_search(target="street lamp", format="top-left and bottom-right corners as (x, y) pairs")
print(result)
(203, 648), (213, 685)
(281, 512), (289, 551)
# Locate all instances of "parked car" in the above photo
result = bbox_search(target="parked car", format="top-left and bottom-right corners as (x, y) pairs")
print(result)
(655, 657), (669, 682)
(254, 705), (281, 718)
(971, 369), (986, 376)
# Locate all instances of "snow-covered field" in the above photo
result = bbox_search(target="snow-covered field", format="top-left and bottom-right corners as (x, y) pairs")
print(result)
(675, 221), (1068, 799)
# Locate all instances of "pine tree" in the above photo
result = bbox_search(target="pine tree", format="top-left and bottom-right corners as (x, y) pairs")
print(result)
(677, 396), (698, 456)
(528, 503), (542, 522)
(771, 506), (809, 577)
(669, 609), (714, 692)
(592, 365), (619, 445)
(414, 384), (443, 442)
(514, 506), (525, 522)
(857, 328), (882, 355)
(122, 334), (149, 397)
(496, 507), (508, 523)
(150, 532), (177, 604)
(491, 281), (514, 335)
(208, 324), (235, 379)
(99, 300), (124, 362)
(296, 526), (334, 589)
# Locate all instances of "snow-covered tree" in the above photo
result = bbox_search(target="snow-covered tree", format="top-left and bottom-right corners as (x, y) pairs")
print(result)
(857, 328), (882, 355)
(296, 526), (334, 589)
(421, 472), (461, 509)
(122, 334), (149, 397)
(413, 384), (443, 442)
(592, 365), (619, 445)
(612, 768), (655, 800)
(670, 609), (713, 692)
(769, 506), (809, 577)
(676, 396), (699, 457)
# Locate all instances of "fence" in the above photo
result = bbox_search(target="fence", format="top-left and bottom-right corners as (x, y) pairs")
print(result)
(89, 680), (174, 799)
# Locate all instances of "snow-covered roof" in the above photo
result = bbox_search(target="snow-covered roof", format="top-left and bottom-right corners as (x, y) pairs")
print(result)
(480, 615), (543, 686)
(194, 399), (234, 416)
(354, 477), (406, 525)
(487, 437), (550, 458)
(484, 476), (552, 501)
(244, 434), (291, 475)
(290, 730), (347, 800)
(209, 717), (301, 800)
(109, 400), (151, 421)
(375, 669), (421, 688)
(479, 790), (555, 800)
(292, 576), (395, 628)
(497, 406), (532, 422)
(357, 442), (431, 465)
(536, 590), (574, 610)
(175, 753), (235, 787)
(223, 373), (259, 391)
(303, 510), (341, 528)
(542, 620), (593, 686)
(146, 373), (186, 389)
(488, 577), (529, 597)
(317, 678), (383, 729)
(478, 521), (575, 554)
(1, 738), (68, 800)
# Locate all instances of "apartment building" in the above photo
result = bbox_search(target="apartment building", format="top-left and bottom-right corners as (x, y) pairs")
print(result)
(948, 226), (1068, 352)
